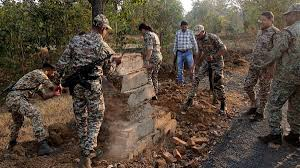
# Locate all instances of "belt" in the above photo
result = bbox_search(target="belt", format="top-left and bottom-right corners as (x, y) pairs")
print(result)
(177, 49), (191, 53)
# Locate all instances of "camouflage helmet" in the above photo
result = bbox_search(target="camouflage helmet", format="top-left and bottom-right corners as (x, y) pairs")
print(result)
(194, 25), (205, 35)
(93, 14), (112, 30)
(283, 3), (300, 15)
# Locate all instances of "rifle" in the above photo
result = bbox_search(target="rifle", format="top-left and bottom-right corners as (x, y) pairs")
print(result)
(207, 61), (217, 105)
(61, 53), (113, 94)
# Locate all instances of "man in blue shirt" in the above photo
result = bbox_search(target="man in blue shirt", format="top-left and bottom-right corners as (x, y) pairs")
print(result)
(173, 21), (198, 84)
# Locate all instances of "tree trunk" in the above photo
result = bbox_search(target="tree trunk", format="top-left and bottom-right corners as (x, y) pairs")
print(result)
(89, 0), (105, 19)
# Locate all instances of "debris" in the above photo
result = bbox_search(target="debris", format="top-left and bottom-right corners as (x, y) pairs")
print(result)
(74, 158), (80, 163)
(155, 158), (167, 168)
(191, 136), (209, 145)
(172, 137), (187, 146)
(173, 149), (182, 160)
(187, 138), (196, 147)
(191, 144), (207, 153)
(162, 151), (177, 163)
(176, 146), (186, 155)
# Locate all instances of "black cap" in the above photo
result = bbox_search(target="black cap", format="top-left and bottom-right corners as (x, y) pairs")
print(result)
(42, 63), (56, 70)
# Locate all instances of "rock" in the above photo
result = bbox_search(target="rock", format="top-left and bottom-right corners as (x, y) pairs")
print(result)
(185, 159), (197, 168)
(163, 119), (177, 135)
(191, 136), (209, 145)
(107, 165), (114, 168)
(172, 137), (187, 146)
(191, 144), (207, 153)
(12, 145), (26, 157)
(94, 160), (109, 166)
(173, 149), (182, 160)
(162, 151), (177, 163)
(155, 158), (167, 168)
(117, 163), (126, 168)
(176, 146), (186, 155)
(74, 158), (80, 163)
(187, 138), (196, 147)
(48, 131), (64, 146)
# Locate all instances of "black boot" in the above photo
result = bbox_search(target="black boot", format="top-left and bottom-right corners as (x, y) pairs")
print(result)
(284, 132), (300, 147)
(182, 98), (193, 112)
(245, 107), (257, 115)
(250, 113), (263, 122)
(258, 134), (282, 145)
(78, 155), (92, 168)
(219, 100), (227, 115)
(37, 140), (54, 156)
(6, 139), (17, 151)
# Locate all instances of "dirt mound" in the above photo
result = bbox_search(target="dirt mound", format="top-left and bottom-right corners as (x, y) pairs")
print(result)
(48, 122), (75, 146)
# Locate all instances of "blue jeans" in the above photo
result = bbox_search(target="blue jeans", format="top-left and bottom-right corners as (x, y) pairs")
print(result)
(176, 50), (194, 82)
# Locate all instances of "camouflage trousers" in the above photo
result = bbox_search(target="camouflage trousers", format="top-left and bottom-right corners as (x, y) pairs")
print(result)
(6, 93), (47, 142)
(244, 65), (274, 114)
(72, 80), (105, 157)
(266, 79), (300, 135)
(188, 59), (226, 101)
(148, 55), (162, 94)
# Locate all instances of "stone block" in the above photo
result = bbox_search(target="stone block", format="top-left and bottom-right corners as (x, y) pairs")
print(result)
(116, 53), (144, 76)
(121, 70), (149, 93)
(154, 112), (172, 130)
(163, 119), (177, 135)
(127, 103), (154, 121)
(127, 84), (155, 108)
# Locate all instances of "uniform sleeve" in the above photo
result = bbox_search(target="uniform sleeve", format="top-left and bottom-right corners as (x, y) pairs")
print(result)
(190, 32), (199, 54)
(211, 34), (225, 51)
(36, 72), (55, 95)
(56, 43), (73, 77)
(144, 33), (154, 50)
(100, 41), (117, 76)
(255, 30), (290, 68)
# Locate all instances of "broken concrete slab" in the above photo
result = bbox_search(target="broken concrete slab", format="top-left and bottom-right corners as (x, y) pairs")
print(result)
(121, 69), (149, 93)
(116, 53), (144, 76)
(127, 84), (155, 108)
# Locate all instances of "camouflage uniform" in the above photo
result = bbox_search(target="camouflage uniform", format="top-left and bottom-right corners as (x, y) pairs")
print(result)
(262, 20), (300, 135)
(143, 31), (163, 94)
(187, 33), (226, 103)
(244, 26), (280, 114)
(56, 31), (116, 156)
(5, 69), (55, 142)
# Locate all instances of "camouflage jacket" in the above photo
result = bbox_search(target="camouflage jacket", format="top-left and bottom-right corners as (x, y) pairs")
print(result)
(143, 31), (163, 62)
(251, 25), (280, 67)
(197, 33), (226, 61)
(56, 31), (116, 83)
(271, 21), (300, 84)
(6, 69), (55, 99)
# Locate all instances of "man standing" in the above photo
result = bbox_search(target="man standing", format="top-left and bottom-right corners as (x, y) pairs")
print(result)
(173, 21), (198, 84)
(182, 25), (227, 115)
(56, 14), (121, 168)
(5, 63), (61, 155)
(258, 3), (300, 147)
(244, 11), (280, 122)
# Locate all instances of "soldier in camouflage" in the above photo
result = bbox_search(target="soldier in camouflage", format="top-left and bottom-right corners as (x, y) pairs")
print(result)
(182, 25), (227, 115)
(56, 14), (121, 168)
(258, 3), (300, 147)
(139, 23), (163, 100)
(244, 11), (280, 122)
(5, 63), (61, 155)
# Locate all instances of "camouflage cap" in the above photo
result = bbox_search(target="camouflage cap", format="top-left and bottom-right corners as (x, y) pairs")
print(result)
(93, 14), (112, 30)
(194, 25), (205, 35)
(283, 3), (300, 15)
